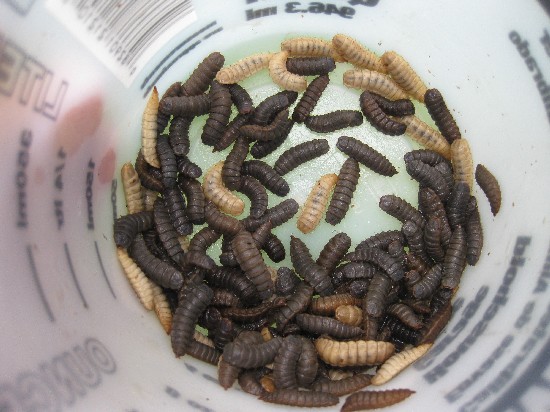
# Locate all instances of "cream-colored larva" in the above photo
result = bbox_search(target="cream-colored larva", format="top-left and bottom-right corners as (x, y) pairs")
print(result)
(178, 235), (190, 253)
(328, 368), (355, 381)
(332, 34), (386, 72)
(215, 52), (274, 84)
(399, 115), (452, 160)
(451, 138), (474, 190)
(116, 247), (155, 311)
(314, 337), (395, 367)
(121, 163), (144, 214)
(343, 69), (409, 100)
(335, 304), (363, 327)
(203, 161), (245, 216)
(281, 36), (345, 61)
(142, 187), (158, 212)
(381, 51), (428, 102)
(371, 343), (433, 385)
(141, 87), (160, 168)
(152, 284), (173, 334)
(268, 51), (308, 92)
(194, 330), (215, 348)
(297, 173), (338, 234)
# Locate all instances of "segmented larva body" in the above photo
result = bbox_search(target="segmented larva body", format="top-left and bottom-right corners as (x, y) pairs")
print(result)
(304, 110), (364, 133)
(326, 158), (360, 225)
(441, 225), (468, 290)
(286, 56), (336, 75)
(269, 51), (308, 92)
(113, 211), (154, 248)
(203, 161), (245, 216)
(317, 232), (352, 274)
(296, 313), (363, 339)
(292, 74), (330, 123)
(336, 136), (397, 177)
(239, 109), (294, 142)
(168, 116), (191, 156)
(335, 304), (363, 327)
(178, 177), (206, 225)
(158, 94), (210, 117)
(222, 336), (283, 369)
(141, 87), (160, 168)
(153, 198), (185, 263)
(222, 136), (249, 191)
(386, 303), (423, 330)
(274, 139), (330, 176)
(181, 51), (225, 96)
(314, 337), (395, 367)
(259, 389), (339, 407)
(371, 343), (432, 385)
(229, 83), (254, 115)
(451, 138), (474, 190)
(290, 235), (334, 296)
(363, 272), (392, 318)
(371, 92), (415, 116)
(281, 36), (344, 61)
(399, 115), (452, 160)
(241, 160), (290, 197)
(116, 247), (155, 311)
(297, 173), (338, 234)
(378, 194), (426, 229)
(156, 136), (178, 189)
(273, 335), (302, 390)
(121, 163), (144, 214)
(424, 217), (446, 263)
(201, 81), (232, 147)
(142, 188), (158, 212)
(332, 33), (386, 72)
(272, 282), (314, 332)
(381, 51), (428, 102)
(252, 90), (297, 126)
(152, 284), (173, 334)
(204, 202), (243, 237)
(466, 196), (484, 266)
(424, 88), (462, 143)
(216, 53), (274, 84)
(309, 293), (361, 316)
(341, 389), (415, 412)
(311, 373), (372, 396)
(359, 90), (407, 136)
(475, 163), (501, 216)
(343, 69), (409, 100)
(405, 159), (451, 202)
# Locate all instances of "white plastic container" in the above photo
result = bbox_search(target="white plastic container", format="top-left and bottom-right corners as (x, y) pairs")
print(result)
(1, 1), (550, 411)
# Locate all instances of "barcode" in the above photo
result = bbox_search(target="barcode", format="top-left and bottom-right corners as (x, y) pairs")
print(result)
(46, 0), (197, 87)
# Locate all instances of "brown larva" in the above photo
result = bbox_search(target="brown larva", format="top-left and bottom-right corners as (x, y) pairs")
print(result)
(343, 69), (409, 100)
(203, 161), (245, 216)
(153, 198), (185, 263)
(239, 109), (294, 142)
(211, 287), (241, 308)
(274, 139), (330, 176)
(331, 263), (377, 287)
(156, 136), (178, 189)
(325, 158), (360, 225)
(412, 262), (444, 300)
(332, 33), (386, 72)
(404, 148), (449, 167)
(152, 284), (173, 334)
(446, 181), (471, 228)
(201, 80), (232, 147)
(274, 267), (299, 297)
(269, 50), (308, 92)
(341, 389), (415, 412)
(297, 173), (338, 234)
(418, 300), (452, 345)
(335, 305), (363, 327)
(188, 227), (222, 255)
(381, 51), (428, 102)
(424, 88), (462, 143)
(355, 230), (404, 253)
(272, 282), (314, 333)
(180, 51), (225, 96)
(176, 155), (202, 179)
(220, 297), (286, 323)
(336, 136), (397, 177)
(363, 272), (392, 318)
(259, 389), (339, 407)
(451, 138), (474, 189)
(228, 83), (255, 115)
(386, 303), (423, 330)
(286, 56), (336, 76)
(370, 92), (415, 116)
(252, 90), (298, 126)
(217, 356), (241, 390)
(178, 177), (206, 225)
(423, 217), (446, 263)
(311, 373), (372, 396)
(141, 87), (161, 168)
(305, 109), (364, 133)
(187, 340), (221, 366)
(465, 196), (484, 266)
(204, 202), (244, 237)
(296, 313), (364, 339)
(371, 343), (432, 385)
(405, 159), (451, 202)
(236, 176), (269, 220)
(213, 113), (252, 153)
(475, 163), (501, 216)
(292, 74), (330, 123)
(168, 116), (191, 156)
(261, 233), (286, 264)
(398, 115), (452, 160)
(281, 36), (344, 61)
(221, 136), (249, 191)
(238, 369), (268, 396)
(248, 121), (295, 159)
(158, 94), (210, 117)
(116, 247), (155, 311)
(163, 186), (193, 236)
(273, 335), (302, 390)
(309, 294), (361, 316)
(348, 246), (405, 282)
(222, 336), (283, 369)
(401, 220), (430, 264)
(378, 194), (426, 229)
(316, 232), (352, 274)
(296, 336), (318, 387)
(241, 160), (290, 197)
(290, 235), (334, 296)
(216, 52), (274, 84)
(243, 198), (299, 232)
(418, 187), (452, 245)
(113, 211), (154, 248)
(441, 225), (468, 290)
(206, 267), (259, 305)
(314, 337), (395, 367)
(359, 90), (407, 136)
(121, 163), (144, 214)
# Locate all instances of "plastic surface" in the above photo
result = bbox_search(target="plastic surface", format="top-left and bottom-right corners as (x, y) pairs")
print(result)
(1, 1), (550, 411)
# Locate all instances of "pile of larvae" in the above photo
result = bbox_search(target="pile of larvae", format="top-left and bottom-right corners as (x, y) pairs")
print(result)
(114, 34), (501, 411)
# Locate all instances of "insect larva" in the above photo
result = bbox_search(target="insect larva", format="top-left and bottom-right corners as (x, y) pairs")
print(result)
(163, 187), (193, 236)
(201, 81), (232, 147)
(382, 316), (420, 345)
(158, 94), (210, 117)
(235, 176), (268, 220)
(153, 198), (185, 263)
(386, 303), (423, 330)
(360, 90), (406, 136)
(142, 87), (161, 168)
(418, 187), (452, 245)
(418, 300), (452, 344)
(379, 194), (425, 229)
(135, 149), (164, 192)
(252, 90), (298, 126)
(239, 109), (294, 142)
(272, 282), (314, 332)
(259, 389), (339, 407)
(250, 220), (273, 249)
(220, 297), (286, 323)
(405, 253), (429, 274)
(297, 173), (338, 234)
(171, 282), (214, 357)
(188, 227), (221, 255)
(167, 116), (191, 156)
(291, 235), (334, 296)
(121, 163), (144, 214)
(381, 51), (427, 102)
(212, 318), (243, 351)
(446, 181), (471, 228)
(274, 139), (330, 176)
(363, 272), (392, 318)
(249, 123), (294, 159)
(305, 109), (364, 133)
(424, 217), (446, 263)
(222, 336), (283, 369)
(424, 88), (461, 143)
(228, 83), (254, 115)
(332, 33), (385, 72)
(475, 163), (501, 216)
(296, 313), (363, 339)
(296, 336), (318, 387)
(261, 233), (285, 263)
(466, 196), (483, 266)
(292, 74), (330, 123)
(331, 263), (377, 287)
(269, 51), (308, 92)
(241, 160), (290, 197)
(404, 148), (449, 167)
(286, 56), (336, 76)
(355, 230), (405, 253)
(155, 136), (178, 189)
(441, 225), (468, 290)
(274, 267), (299, 297)
(204, 202), (243, 237)
(387, 239), (406, 266)
(341, 389), (415, 411)
(348, 246), (404, 282)
(401, 220), (430, 264)
(181, 51), (225, 96)
(281, 36), (344, 61)
(152, 284), (172, 334)
(243, 198), (300, 232)
(206, 267), (259, 305)
(259, 374), (277, 393)
(161, 81), (182, 99)
(116, 247), (155, 311)
(217, 356), (241, 390)
(141, 229), (170, 262)
(398, 115), (452, 160)
(178, 177), (205, 225)
(238, 368), (267, 396)
(309, 294), (361, 316)
(114, 211), (154, 248)
(216, 52), (274, 84)
(221, 137), (249, 191)
(203, 161), (245, 216)
(215, 115), (252, 153)
(405, 159), (451, 202)
(336, 136), (397, 177)
(370, 92), (415, 116)
(176, 155), (202, 179)
(335, 305), (363, 327)
(314, 337), (395, 367)
(343, 69), (409, 100)
(231, 230), (274, 300)
(451, 138), (474, 189)
(317, 233), (352, 274)
(312, 373), (372, 396)
(412, 263), (444, 299)
(194, 330), (215, 348)
(142, 188), (158, 212)
(273, 335), (302, 390)
(187, 339), (221, 366)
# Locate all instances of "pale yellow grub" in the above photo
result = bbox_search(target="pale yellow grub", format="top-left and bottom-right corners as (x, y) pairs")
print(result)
(203, 161), (245, 216)
(335, 305), (363, 327)
(332, 34), (386, 72)
(315, 337), (395, 367)
(399, 115), (452, 160)
(261, 326), (274, 342)
(451, 138), (474, 190)
(116, 247), (155, 311)
(194, 330), (215, 347)
(142, 187), (159, 212)
(281, 36), (345, 61)
(141, 87), (160, 168)
(178, 235), (190, 253)
(371, 343), (433, 385)
(381, 51), (428, 102)
(215, 53), (274, 84)
(269, 51), (308, 92)
(297, 173), (338, 234)
(152, 284), (172, 334)
(121, 163), (144, 214)
(343, 69), (409, 100)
